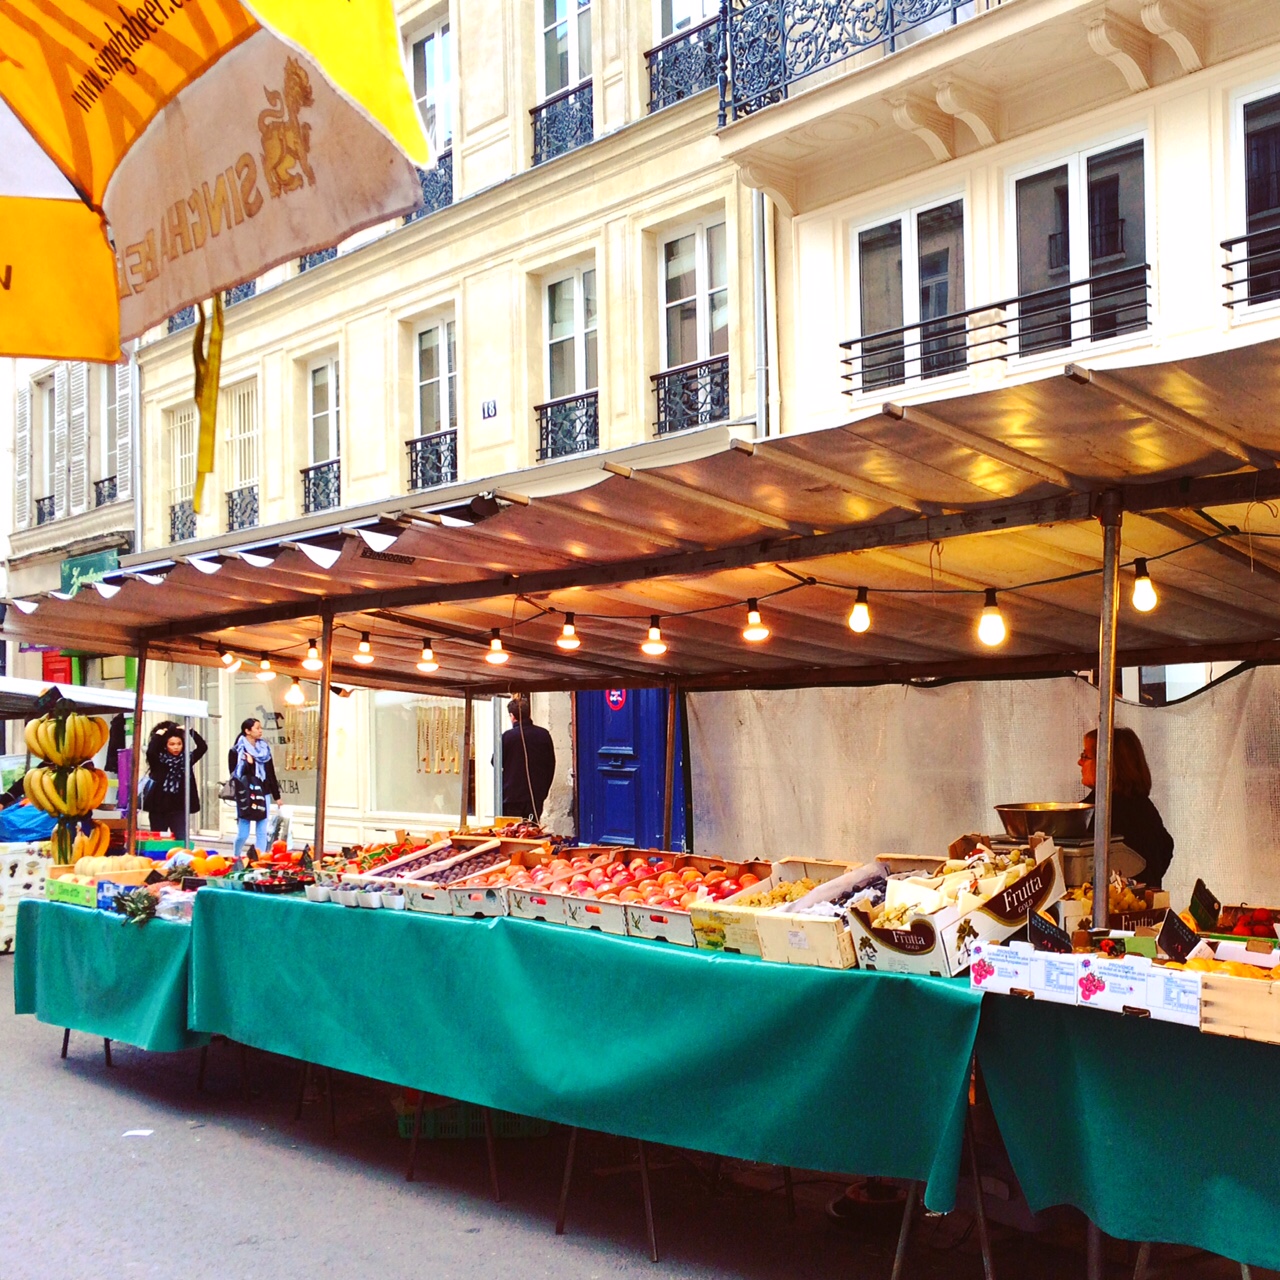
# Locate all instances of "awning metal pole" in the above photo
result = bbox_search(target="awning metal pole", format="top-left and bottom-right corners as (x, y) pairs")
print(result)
(662, 683), (677, 850)
(182, 715), (191, 851)
(125, 639), (148, 858)
(313, 612), (334, 859)
(459, 689), (473, 831)
(1093, 494), (1123, 931)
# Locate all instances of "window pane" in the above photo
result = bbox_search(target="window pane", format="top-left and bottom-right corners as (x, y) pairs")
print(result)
(420, 381), (441, 437)
(708, 288), (729, 357)
(667, 299), (698, 367)
(706, 222), (727, 292)
(418, 327), (440, 384)
(311, 365), (329, 416)
(545, 21), (569, 93)
(549, 336), (575, 399)
(585, 328), (598, 391)
(583, 268), (597, 328)
(440, 26), (454, 147)
(858, 220), (903, 389)
(1087, 142), (1146, 339)
(312, 410), (329, 463)
(412, 39), (426, 103)
(446, 321), (457, 430)
(373, 692), (463, 816)
(1016, 166), (1071, 355)
(548, 279), (575, 341)
(1245, 92), (1280, 224)
(917, 201), (965, 378)
(577, 0), (591, 79)
(664, 235), (696, 304)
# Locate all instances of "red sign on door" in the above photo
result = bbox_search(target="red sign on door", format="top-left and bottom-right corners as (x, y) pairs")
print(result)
(605, 689), (627, 711)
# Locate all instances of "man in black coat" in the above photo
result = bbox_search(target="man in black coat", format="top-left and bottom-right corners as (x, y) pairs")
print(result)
(501, 697), (556, 822)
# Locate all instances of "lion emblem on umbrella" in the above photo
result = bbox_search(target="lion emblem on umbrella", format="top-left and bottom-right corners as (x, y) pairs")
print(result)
(258, 57), (316, 197)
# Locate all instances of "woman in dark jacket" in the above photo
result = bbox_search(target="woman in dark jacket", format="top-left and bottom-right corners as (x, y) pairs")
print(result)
(229, 717), (282, 859)
(1080, 726), (1174, 888)
(145, 721), (208, 842)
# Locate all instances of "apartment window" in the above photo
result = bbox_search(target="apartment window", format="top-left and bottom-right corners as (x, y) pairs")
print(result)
(309, 359), (340, 463)
(1014, 140), (1147, 354)
(224, 381), (259, 531)
(663, 222), (728, 369)
(39, 380), (55, 499)
(1242, 91), (1280, 303)
(167, 405), (197, 542)
(853, 198), (965, 390)
(660, 0), (718, 36)
(100, 365), (117, 481)
(417, 322), (457, 437)
(548, 270), (597, 400)
(410, 22), (454, 153)
(543, 0), (591, 97)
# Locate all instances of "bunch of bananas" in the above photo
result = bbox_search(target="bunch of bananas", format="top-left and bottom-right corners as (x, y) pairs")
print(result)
(23, 765), (109, 817)
(23, 712), (110, 767)
(71, 821), (111, 863)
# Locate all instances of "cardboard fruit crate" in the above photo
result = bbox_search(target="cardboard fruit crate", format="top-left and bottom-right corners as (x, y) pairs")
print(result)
(1199, 970), (1280, 1044)
(753, 862), (889, 970)
(449, 884), (508, 918)
(45, 875), (95, 908)
(1075, 953), (1201, 1026)
(507, 886), (566, 924)
(970, 940), (1082, 1005)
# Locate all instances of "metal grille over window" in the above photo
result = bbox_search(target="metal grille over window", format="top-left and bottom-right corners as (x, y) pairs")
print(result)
(1224, 90), (1280, 308)
(224, 381), (259, 531)
(536, 391), (599, 460)
(406, 152), (454, 222)
(167, 405), (196, 542)
(299, 247), (338, 273)
(169, 498), (196, 543)
(167, 305), (197, 334)
(721, 0), (978, 122)
(226, 485), (259, 531)
(654, 356), (730, 434)
(94, 476), (117, 507)
(532, 81), (594, 164)
(408, 432), (458, 490)
(302, 458), (341, 514)
(224, 281), (257, 306)
(647, 14), (720, 114)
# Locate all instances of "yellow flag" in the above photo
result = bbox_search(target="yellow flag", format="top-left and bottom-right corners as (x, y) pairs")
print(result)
(191, 295), (225, 516)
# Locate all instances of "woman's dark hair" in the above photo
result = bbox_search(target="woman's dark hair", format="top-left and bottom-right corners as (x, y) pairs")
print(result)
(1084, 727), (1152, 798)
(240, 717), (262, 736)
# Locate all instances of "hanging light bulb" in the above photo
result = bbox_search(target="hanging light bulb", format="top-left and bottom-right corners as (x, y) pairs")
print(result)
(219, 648), (243, 673)
(417, 641), (439, 673)
(352, 632), (375, 665)
(1132, 558), (1158, 613)
(742, 598), (770, 643)
(485, 629), (509, 665)
(848, 587), (871, 634)
(301, 639), (323, 672)
(284, 678), (305, 707)
(256, 653), (276, 681)
(977, 589), (1007, 647)
(641, 616), (667, 657)
(556, 613), (581, 651)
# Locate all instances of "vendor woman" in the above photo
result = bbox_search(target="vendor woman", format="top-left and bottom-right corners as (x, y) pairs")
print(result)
(1079, 727), (1174, 888)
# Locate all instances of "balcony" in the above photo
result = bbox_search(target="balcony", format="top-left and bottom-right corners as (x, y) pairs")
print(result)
(532, 82), (594, 165)
(302, 458), (341, 514)
(167, 305), (197, 335)
(653, 356), (730, 435)
(407, 430), (458, 490)
(94, 476), (117, 507)
(1222, 228), (1280, 309)
(169, 498), (196, 544)
(226, 484), (259, 532)
(721, 0), (978, 122)
(647, 17), (721, 114)
(224, 280), (257, 306)
(34, 495), (54, 526)
(840, 265), (1150, 394)
(405, 151), (453, 223)
(299, 247), (338, 274)
(536, 392), (599, 461)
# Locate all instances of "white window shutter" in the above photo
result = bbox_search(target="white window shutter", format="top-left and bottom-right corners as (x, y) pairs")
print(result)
(14, 386), (30, 531)
(69, 363), (89, 514)
(53, 364), (69, 519)
(115, 355), (133, 502)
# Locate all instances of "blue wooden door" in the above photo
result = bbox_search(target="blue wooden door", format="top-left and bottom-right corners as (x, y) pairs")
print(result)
(575, 688), (687, 850)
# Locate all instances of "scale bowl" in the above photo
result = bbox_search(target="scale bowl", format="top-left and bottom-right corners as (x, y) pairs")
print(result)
(994, 802), (1094, 842)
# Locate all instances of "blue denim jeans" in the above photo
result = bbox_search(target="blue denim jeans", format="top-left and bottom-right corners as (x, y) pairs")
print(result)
(234, 803), (271, 860)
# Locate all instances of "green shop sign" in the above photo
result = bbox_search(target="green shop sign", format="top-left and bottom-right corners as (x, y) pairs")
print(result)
(60, 550), (119, 595)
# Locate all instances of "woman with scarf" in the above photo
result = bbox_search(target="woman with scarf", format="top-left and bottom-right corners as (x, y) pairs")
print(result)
(144, 721), (208, 842)
(228, 717), (281, 859)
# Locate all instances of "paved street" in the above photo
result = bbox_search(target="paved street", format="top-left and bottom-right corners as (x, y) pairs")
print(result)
(0, 956), (1268, 1280)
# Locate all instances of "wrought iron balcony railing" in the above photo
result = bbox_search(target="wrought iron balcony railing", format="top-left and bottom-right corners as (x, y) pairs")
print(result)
(226, 483), (259, 532)
(169, 498), (196, 544)
(167, 305), (197, 334)
(840, 265), (1150, 393)
(721, 0), (981, 123)
(536, 391), (599, 461)
(94, 476), (118, 507)
(653, 356), (730, 434)
(224, 280), (257, 306)
(34, 495), (55, 526)
(532, 81), (594, 165)
(405, 151), (454, 223)
(647, 16), (721, 114)
(407, 430), (458, 490)
(1222, 229), (1280, 309)
(302, 458), (341, 514)
(299, 246), (338, 273)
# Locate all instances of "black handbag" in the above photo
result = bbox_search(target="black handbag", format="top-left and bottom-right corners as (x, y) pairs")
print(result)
(238, 775), (267, 821)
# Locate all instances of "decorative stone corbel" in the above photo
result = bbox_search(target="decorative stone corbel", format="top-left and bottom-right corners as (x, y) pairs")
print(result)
(1086, 12), (1151, 93)
(739, 161), (796, 219)
(1140, 0), (1205, 74)
(888, 96), (954, 163)
(935, 80), (999, 148)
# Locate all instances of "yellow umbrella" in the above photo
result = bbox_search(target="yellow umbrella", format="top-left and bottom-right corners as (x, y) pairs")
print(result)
(0, 0), (429, 363)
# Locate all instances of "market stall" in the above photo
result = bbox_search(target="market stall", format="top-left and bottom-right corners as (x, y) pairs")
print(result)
(11, 341), (1280, 1273)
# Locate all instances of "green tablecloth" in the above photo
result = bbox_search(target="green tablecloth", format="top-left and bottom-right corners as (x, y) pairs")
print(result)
(190, 891), (983, 1211)
(13, 898), (208, 1053)
(978, 997), (1280, 1271)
